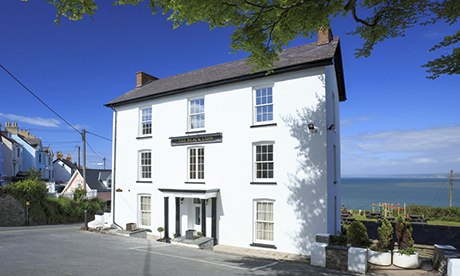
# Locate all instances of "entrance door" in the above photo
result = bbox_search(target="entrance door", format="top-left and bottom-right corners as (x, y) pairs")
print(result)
(193, 198), (201, 231)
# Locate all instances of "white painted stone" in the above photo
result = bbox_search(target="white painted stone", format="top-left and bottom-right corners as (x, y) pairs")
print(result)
(348, 247), (368, 274)
(311, 243), (327, 267)
(448, 258), (460, 276)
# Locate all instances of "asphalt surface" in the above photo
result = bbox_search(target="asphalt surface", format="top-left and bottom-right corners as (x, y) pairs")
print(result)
(0, 224), (359, 276)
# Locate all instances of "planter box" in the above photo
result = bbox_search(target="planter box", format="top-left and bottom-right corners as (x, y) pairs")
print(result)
(348, 247), (368, 274)
(368, 249), (392, 266)
(393, 250), (419, 268)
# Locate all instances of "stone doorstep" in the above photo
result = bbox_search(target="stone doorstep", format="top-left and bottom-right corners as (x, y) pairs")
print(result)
(213, 244), (308, 263)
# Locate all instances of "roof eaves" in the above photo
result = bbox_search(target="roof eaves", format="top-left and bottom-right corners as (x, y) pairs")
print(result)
(105, 57), (334, 108)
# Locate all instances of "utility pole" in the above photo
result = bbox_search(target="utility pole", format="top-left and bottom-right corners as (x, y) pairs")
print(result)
(450, 170), (453, 208)
(78, 146), (81, 168)
(82, 129), (87, 192)
(103, 157), (106, 170)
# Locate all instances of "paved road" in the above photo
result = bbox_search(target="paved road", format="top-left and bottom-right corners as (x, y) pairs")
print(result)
(0, 224), (354, 276)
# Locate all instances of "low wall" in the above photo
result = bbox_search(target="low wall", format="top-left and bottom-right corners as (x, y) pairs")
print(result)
(0, 195), (25, 226)
(362, 221), (460, 249)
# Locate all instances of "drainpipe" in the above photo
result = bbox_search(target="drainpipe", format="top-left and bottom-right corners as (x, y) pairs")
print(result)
(110, 106), (123, 230)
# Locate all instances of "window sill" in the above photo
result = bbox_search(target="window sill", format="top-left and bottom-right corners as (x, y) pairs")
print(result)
(250, 243), (277, 249)
(136, 180), (153, 183)
(184, 181), (206, 184)
(250, 123), (277, 128)
(136, 136), (152, 140)
(250, 181), (277, 185)
(185, 130), (206, 134)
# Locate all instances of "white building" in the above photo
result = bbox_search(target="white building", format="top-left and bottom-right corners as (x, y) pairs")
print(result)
(1, 130), (23, 183)
(106, 30), (346, 255)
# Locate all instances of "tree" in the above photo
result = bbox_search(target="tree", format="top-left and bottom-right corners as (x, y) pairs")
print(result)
(29, 0), (458, 78)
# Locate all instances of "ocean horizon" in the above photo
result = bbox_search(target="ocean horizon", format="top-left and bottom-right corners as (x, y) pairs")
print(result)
(341, 177), (459, 210)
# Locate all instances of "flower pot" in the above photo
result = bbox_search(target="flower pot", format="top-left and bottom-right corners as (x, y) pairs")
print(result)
(393, 250), (419, 268)
(368, 249), (392, 266)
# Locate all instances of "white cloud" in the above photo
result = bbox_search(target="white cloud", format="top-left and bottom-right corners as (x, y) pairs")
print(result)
(0, 112), (61, 128)
(342, 125), (460, 176)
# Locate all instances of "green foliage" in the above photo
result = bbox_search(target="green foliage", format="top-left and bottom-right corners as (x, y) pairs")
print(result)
(330, 227), (348, 246)
(157, 226), (164, 233)
(73, 188), (86, 201)
(0, 179), (105, 225)
(395, 215), (415, 255)
(407, 205), (460, 222)
(377, 218), (393, 252)
(25, 168), (42, 180)
(25, 0), (459, 78)
(347, 221), (369, 248)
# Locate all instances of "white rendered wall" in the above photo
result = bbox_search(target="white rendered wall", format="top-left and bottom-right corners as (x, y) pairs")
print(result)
(112, 67), (341, 255)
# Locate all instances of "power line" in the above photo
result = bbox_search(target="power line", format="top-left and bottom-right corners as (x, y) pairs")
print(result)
(86, 140), (103, 160)
(0, 63), (81, 135)
(86, 130), (112, 142)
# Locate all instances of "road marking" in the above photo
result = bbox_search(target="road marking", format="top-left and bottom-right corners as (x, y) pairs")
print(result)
(249, 261), (278, 272)
(130, 247), (248, 271)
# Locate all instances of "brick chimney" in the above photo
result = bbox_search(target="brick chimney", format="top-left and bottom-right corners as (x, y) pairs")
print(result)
(19, 129), (30, 138)
(136, 72), (158, 88)
(5, 122), (18, 134)
(65, 153), (72, 162)
(57, 151), (63, 159)
(318, 27), (333, 46)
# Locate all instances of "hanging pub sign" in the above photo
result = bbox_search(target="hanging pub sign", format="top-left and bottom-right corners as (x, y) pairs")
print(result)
(170, 132), (223, 146)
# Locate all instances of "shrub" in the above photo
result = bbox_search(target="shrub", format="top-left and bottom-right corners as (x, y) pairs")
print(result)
(377, 218), (394, 251)
(395, 215), (416, 255)
(347, 221), (369, 248)
(407, 205), (460, 222)
(157, 227), (164, 238)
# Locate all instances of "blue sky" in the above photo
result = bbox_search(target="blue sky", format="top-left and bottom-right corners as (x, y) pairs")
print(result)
(1, 1), (459, 176)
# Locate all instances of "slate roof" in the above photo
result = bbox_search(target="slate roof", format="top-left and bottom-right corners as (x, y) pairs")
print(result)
(0, 131), (21, 146)
(80, 169), (111, 192)
(18, 134), (41, 149)
(53, 158), (79, 170)
(106, 38), (346, 107)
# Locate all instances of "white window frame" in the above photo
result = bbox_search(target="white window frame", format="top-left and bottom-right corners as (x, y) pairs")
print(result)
(188, 97), (205, 131)
(253, 142), (275, 181)
(253, 199), (275, 244)
(138, 150), (152, 180)
(253, 85), (274, 125)
(139, 106), (152, 136)
(187, 147), (204, 181)
(139, 194), (152, 227)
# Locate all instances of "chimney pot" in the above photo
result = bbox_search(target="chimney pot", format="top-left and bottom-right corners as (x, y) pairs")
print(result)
(136, 72), (158, 88)
(65, 154), (72, 162)
(318, 27), (333, 46)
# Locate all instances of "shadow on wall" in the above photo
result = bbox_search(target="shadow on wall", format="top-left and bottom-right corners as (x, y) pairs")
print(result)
(283, 93), (327, 255)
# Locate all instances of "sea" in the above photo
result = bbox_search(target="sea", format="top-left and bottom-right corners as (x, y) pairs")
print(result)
(341, 177), (460, 210)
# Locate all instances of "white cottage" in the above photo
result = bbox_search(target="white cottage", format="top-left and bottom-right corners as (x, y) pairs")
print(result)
(106, 30), (346, 255)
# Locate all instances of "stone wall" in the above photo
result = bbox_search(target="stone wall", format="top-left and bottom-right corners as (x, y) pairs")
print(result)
(326, 245), (348, 271)
(0, 195), (25, 226)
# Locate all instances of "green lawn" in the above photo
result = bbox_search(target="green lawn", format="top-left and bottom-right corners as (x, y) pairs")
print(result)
(351, 215), (460, 227)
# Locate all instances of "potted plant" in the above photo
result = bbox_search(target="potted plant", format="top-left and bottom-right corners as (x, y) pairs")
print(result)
(157, 226), (164, 240)
(368, 218), (393, 266)
(393, 215), (419, 268)
(347, 221), (369, 273)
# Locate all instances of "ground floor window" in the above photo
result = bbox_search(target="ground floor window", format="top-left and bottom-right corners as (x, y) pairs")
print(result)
(254, 200), (274, 242)
(139, 195), (151, 227)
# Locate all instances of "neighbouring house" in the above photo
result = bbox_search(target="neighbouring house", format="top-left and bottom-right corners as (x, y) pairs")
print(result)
(4, 122), (52, 180)
(60, 168), (112, 202)
(1, 128), (23, 184)
(105, 29), (346, 255)
(0, 137), (3, 186)
(42, 146), (54, 181)
(53, 153), (79, 184)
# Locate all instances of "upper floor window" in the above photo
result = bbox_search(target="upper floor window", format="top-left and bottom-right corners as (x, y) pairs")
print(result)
(254, 87), (273, 123)
(189, 97), (205, 130)
(254, 143), (274, 179)
(39, 153), (42, 163)
(140, 107), (152, 136)
(139, 150), (152, 180)
(17, 148), (20, 158)
(188, 147), (204, 180)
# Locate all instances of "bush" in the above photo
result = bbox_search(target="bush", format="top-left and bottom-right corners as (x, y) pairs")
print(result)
(395, 215), (416, 255)
(377, 218), (393, 251)
(347, 221), (369, 248)
(407, 205), (460, 222)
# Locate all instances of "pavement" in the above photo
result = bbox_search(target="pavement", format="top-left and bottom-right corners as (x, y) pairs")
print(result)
(0, 224), (440, 275)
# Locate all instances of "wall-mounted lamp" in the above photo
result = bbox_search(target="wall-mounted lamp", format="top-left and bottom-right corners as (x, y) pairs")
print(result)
(328, 124), (336, 133)
(308, 122), (318, 133)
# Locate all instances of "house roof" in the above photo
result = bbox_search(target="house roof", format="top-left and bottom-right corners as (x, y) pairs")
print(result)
(42, 146), (53, 155)
(53, 158), (79, 170)
(79, 168), (112, 192)
(106, 38), (346, 107)
(0, 131), (21, 146)
(18, 134), (41, 149)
